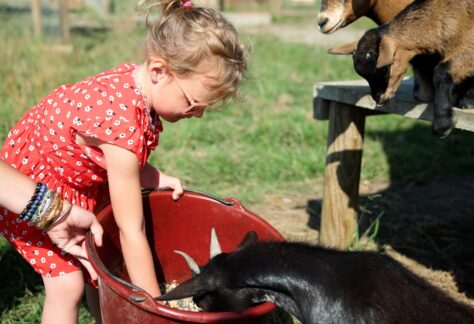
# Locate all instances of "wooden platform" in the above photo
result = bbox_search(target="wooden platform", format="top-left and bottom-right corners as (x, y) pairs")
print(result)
(313, 78), (474, 248)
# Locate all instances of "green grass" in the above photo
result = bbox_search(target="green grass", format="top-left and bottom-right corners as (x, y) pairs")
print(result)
(2, 5), (474, 323)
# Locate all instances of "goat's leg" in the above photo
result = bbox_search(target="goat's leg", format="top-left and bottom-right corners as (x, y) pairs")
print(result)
(432, 62), (455, 138)
(411, 54), (438, 102)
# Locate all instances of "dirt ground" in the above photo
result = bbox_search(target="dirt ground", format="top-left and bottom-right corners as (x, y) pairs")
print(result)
(251, 175), (474, 310)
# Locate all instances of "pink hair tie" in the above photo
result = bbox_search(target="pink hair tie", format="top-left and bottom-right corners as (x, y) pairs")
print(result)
(182, 0), (192, 9)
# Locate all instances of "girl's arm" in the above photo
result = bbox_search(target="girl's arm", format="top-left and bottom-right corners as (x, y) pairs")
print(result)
(98, 143), (161, 296)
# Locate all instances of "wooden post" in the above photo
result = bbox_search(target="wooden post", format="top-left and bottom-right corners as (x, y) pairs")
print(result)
(31, 0), (42, 38)
(59, 0), (70, 43)
(102, 0), (111, 16)
(319, 102), (366, 249)
(272, 0), (284, 19)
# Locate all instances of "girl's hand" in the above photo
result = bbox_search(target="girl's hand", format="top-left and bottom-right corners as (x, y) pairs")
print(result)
(159, 172), (184, 200)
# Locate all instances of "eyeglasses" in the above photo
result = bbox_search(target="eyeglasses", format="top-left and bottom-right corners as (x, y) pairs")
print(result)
(172, 73), (210, 116)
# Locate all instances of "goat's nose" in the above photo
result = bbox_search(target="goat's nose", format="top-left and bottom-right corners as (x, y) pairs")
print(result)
(317, 16), (329, 29)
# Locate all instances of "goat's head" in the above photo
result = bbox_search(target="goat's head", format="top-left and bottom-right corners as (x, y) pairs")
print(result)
(156, 229), (261, 312)
(329, 28), (412, 106)
(317, 0), (372, 34)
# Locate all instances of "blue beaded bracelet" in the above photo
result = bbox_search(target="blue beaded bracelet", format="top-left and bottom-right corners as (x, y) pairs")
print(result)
(19, 182), (48, 221)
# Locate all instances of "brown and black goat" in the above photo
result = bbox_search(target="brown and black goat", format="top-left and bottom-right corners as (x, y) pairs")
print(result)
(317, 0), (413, 34)
(157, 230), (474, 324)
(317, 0), (439, 103)
(329, 0), (474, 138)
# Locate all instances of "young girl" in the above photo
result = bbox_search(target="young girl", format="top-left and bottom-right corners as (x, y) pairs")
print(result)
(0, 0), (247, 322)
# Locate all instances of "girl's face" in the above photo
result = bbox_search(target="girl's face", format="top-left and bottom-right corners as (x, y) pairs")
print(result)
(144, 59), (214, 123)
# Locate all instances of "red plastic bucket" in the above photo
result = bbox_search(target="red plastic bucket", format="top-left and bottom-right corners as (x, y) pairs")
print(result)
(86, 189), (285, 323)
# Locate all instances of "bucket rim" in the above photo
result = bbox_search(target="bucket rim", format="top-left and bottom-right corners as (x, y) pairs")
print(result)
(86, 188), (283, 322)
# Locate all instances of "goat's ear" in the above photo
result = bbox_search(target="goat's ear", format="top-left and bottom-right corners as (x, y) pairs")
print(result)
(155, 275), (210, 301)
(376, 36), (397, 68)
(238, 231), (259, 249)
(328, 41), (357, 55)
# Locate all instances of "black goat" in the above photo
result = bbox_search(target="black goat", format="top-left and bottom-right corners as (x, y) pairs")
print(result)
(157, 231), (474, 324)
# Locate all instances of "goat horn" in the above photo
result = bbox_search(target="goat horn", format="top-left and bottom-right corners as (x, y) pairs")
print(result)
(210, 227), (222, 258)
(174, 250), (200, 275)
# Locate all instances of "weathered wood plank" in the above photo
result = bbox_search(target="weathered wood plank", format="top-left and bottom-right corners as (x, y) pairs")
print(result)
(313, 78), (474, 132)
(319, 102), (365, 249)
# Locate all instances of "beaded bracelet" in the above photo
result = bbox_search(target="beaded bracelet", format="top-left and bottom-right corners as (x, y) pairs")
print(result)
(20, 183), (73, 231)
(19, 182), (47, 221)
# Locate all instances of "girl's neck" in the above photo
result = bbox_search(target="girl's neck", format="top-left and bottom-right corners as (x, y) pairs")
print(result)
(133, 63), (152, 111)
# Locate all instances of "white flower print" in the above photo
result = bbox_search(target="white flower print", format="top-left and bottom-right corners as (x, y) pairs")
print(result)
(123, 83), (129, 88)
(129, 126), (135, 132)
(105, 128), (112, 136)
(41, 257), (46, 263)
(58, 121), (64, 129)
(119, 104), (127, 110)
(85, 105), (92, 112)
(85, 94), (91, 100)
(34, 250), (39, 255)
(127, 139), (134, 145)
(50, 263), (56, 269)
(114, 120), (121, 126)
(30, 259), (36, 265)
(36, 241), (43, 247)
(106, 109), (114, 116)
(119, 133), (126, 139)
(97, 99), (103, 106)
(47, 250), (54, 256)
(116, 92), (123, 98)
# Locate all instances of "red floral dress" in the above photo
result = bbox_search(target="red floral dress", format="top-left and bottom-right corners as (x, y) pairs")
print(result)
(0, 62), (162, 277)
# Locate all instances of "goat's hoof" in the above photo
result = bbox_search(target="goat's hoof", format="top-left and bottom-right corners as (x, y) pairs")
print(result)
(458, 97), (474, 109)
(432, 121), (453, 138)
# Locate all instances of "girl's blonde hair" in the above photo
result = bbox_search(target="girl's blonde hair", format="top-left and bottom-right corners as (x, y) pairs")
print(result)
(138, 0), (248, 104)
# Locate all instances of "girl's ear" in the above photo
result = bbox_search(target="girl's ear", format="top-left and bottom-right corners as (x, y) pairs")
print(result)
(147, 57), (169, 84)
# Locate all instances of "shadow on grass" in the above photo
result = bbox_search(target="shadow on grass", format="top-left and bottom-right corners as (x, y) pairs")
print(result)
(305, 123), (474, 297)
(0, 242), (43, 311)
